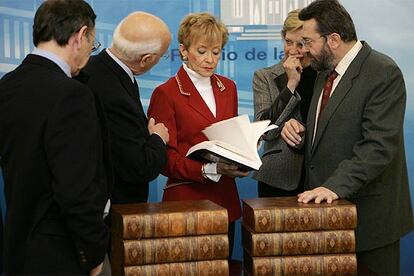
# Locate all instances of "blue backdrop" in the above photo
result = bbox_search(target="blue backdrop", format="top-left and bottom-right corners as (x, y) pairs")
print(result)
(0, 0), (413, 273)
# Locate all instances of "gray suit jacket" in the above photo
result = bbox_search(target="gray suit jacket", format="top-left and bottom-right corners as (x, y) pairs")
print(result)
(252, 62), (304, 190)
(305, 42), (413, 251)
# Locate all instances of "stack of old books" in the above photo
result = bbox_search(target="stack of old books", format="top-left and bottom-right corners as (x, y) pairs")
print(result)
(111, 200), (230, 276)
(242, 197), (358, 275)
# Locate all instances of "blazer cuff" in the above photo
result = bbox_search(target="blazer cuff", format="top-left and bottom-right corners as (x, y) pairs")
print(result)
(279, 87), (294, 105)
(152, 132), (167, 145)
(150, 133), (167, 145)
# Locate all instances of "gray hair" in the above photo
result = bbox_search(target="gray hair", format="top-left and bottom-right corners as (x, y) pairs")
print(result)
(111, 18), (162, 62)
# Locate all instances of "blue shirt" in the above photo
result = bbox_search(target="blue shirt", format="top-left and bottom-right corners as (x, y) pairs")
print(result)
(32, 48), (71, 78)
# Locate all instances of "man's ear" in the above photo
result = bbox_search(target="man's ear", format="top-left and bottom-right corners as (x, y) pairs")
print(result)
(327, 33), (341, 50)
(73, 25), (88, 50)
(139, 53), (153, 67)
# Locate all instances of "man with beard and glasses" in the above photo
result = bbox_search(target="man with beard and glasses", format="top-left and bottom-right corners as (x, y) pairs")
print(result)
(281, 0), (413, 274)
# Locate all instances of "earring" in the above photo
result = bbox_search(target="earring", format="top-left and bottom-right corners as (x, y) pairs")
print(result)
(182, 56), (188, 61)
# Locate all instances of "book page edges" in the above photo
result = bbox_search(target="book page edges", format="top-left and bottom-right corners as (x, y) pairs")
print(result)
(186, 140), (262, 170)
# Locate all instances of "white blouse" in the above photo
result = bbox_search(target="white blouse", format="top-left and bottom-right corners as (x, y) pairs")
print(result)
(183, 63), (216, 117)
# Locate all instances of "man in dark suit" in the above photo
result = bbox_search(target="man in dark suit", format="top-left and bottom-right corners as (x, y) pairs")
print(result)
(281, 0), (413, 274)
(0, 0), (109, 274)
(82, 12), (170, 204)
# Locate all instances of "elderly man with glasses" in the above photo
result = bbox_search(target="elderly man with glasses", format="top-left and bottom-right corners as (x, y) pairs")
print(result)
(81, 11), (171, 207)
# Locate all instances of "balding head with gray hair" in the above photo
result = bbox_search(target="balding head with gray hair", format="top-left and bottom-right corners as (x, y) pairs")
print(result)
(110, 11), (171, 75)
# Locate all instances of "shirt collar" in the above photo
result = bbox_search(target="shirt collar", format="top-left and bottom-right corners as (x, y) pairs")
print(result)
(32, 47), (71, 78)
(334, 40), (363, 76)
(106, 48), (135, 83)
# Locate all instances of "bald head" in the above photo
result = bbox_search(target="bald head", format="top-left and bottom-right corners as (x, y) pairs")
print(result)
(111, 11), (171, 67)
(119, 12), (169, 45)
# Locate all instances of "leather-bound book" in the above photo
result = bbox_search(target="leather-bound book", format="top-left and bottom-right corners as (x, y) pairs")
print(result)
(119, 234), (228, 265)
(112, 200), (228, 239)
(123, 259), (229, 276)
(243, 251), (357, 276)
(242, 225), (355, 256)
(243, 197), (356, 233)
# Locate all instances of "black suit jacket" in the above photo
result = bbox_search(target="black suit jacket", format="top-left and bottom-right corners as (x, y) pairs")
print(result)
(82, 49), (167, 204)
(0, 54), (109, 274)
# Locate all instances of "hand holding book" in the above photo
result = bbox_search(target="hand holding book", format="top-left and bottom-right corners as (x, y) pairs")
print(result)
(216, 162), (250, 177)
(186, 114), (278, 171)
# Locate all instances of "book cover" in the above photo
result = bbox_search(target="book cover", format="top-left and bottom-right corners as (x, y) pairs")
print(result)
(118, 234), (228, 265)
(111, 200), (228, 240)
(123, 260), (229, 276)
(242, 225), (355, 256)
(243, 251), (357, 276)
(186, 114), (277, 171)
(243, 197), (357, 233)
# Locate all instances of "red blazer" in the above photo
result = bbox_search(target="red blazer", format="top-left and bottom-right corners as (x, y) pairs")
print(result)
(148, 66), (241, 222)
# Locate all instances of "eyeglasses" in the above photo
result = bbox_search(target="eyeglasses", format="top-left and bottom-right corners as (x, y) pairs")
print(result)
(301, 35), (326, 48)
(284, 39), (305, 49)
(83, 29), (101, 52)
(91, 40), (101, 52)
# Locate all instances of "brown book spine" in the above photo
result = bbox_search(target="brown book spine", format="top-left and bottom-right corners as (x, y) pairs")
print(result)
(243, 203), (357, 233)
(115, 209), (228, 239)
(122, 234), (228, 265)
(243, 251), (357, 276)
(124, 260), (229, 276)
(242, 226), (355, 256)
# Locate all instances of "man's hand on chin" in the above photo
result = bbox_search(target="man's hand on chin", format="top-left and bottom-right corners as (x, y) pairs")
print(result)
(297, 187), (339, 204)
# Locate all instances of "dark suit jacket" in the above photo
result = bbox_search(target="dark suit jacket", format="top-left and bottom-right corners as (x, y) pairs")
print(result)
(305, 42), (414, 252)
(82, 50), (167, 204)
(0, 54), (109, 274)
(147, 66), (241, 222)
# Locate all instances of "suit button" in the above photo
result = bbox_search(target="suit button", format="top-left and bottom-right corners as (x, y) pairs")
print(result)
(310, 165), (315, 170)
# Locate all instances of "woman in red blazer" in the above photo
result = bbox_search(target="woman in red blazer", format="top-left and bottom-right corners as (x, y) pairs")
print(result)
(147, 12), (247, 259)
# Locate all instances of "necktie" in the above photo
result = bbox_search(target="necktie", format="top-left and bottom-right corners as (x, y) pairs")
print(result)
(318, 70), (338, 118)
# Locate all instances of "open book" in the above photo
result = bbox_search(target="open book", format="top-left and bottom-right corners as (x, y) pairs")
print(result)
(186, 114), (278, 171)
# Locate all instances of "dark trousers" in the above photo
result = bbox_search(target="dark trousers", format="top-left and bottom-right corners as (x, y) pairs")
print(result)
(357, 240), (400, 275)
(257, 181), (303, 198)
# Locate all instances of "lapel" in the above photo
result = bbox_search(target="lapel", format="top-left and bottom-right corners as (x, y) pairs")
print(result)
(175, 66), (228, 123)
(268, 62), (303, 127)
(275, 74), (288, 95)
(309, 42), (372, 154)
(271, 62), (288, 94)
(212, 74), (229, 120)
(97, 50), (145, 114)
(307, 71), (327, 155)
